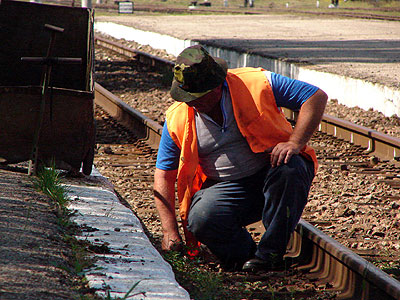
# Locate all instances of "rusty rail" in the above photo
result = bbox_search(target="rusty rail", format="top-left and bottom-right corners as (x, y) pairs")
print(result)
(94, 83), (162, 149)
(95, 35), (174, 73)
(282, 108), (400, 162)
(288, 220), (400, 300)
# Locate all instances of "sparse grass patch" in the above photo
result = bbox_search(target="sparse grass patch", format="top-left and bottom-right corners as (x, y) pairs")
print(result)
(162, 248), (335, 299)
(163, 250), (225, 300)
(103, 281), (145, 300)
(33, 163), (70, 210)
(32, 164), (101, 299)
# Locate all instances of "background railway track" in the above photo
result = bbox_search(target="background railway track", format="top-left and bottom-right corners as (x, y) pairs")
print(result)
(44, 0), (400, 22)
(132, 5), (400, 22)
(93, 35), (400, 299)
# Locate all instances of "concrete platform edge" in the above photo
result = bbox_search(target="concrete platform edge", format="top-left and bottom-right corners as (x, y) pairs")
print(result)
(65, 168), (190, 300)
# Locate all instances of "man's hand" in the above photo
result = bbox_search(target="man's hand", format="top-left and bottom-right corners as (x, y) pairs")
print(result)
(161, 233), (183, 252)
(266, 89), (327, 168)
(154, 168), (182, 252)
(266, 140), (302, 168)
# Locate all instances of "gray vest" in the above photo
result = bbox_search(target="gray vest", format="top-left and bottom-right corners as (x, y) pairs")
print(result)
(195, 85), (268, 180)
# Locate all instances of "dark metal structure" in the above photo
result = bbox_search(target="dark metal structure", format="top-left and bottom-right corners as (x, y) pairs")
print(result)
(0, 0), (95, 175)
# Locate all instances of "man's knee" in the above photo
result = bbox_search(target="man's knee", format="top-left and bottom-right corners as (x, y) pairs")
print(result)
(187, 200), (216, 238)
(271, 155), (314, 181)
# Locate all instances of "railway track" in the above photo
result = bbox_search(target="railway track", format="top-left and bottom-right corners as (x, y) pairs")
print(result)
(131, 4), (400, 22)
(93, 36), (400, 299)
(45, 0), (400, 22)
(95, 35), (400, 163)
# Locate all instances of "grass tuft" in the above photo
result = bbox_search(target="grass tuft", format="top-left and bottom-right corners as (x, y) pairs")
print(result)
(31, 163), (101, 299)
(163, 250), (224, 300)
(33, 162), (70, 209)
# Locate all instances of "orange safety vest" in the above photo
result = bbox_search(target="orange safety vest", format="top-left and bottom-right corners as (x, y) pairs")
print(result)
(165, 67), (318, 248)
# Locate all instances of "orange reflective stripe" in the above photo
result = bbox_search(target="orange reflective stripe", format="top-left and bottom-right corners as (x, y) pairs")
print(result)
(227, 68), (318, 173)
(227, 68), (293, 152)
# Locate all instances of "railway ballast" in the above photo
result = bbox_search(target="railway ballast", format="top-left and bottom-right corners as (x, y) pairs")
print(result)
(93, 36), (400, 299)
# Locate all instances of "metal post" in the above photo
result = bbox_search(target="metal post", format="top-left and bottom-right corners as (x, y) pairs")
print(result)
(82, 0), (92, 8)
(21, 24), (82, 175)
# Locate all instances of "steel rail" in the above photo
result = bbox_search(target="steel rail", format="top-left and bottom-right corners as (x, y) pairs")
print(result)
(95, 36), (174, 73)
(94, 83), (162, 150)
(282, 108), (400, 162)
(94, 37), (400, 299)
(289, 220), (400, 300)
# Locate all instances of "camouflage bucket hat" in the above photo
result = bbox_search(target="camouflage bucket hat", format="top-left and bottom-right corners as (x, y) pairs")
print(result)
(170, 45), (228, 102)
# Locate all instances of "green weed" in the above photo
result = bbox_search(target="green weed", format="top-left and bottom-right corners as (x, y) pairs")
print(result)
(163, 250), (224, 300)
(103, 281), (146, 299)
(32, 162), (70, 210)
(31, 163), (100, 299)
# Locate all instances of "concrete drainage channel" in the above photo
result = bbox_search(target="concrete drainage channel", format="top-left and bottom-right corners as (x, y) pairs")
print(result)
(66, 168), (190, 300)
(94, 21), (400, 119)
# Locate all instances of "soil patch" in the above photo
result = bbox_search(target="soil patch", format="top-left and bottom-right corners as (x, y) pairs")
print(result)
(0, 166), (87, 300)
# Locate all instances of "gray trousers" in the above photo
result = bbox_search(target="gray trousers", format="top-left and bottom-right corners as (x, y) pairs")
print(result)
(187, 155), (314, 267)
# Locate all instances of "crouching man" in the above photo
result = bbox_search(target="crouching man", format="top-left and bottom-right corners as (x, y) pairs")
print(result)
(153, 45), (327, 272)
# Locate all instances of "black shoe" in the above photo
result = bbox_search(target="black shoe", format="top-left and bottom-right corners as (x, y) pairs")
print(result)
(221, 260), (246, 272)
(242, 254), (287, 273)
(220, 243), (257, 272)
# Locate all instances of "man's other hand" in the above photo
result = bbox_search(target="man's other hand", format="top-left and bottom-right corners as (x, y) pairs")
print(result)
(162, 234), (183, 252)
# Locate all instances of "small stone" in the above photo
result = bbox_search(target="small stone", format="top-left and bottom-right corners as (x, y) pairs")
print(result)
(369, 156), (379, 165)
(103, 146), (114, 154)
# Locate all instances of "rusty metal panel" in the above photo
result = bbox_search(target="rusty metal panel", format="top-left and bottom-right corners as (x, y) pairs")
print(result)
(0, 1), (95, 174)
(281, 107), (298, 122)
(334, 126), (353, 141)
(374, 140), (397, 160)
(351, 132), (372, 151)
(0, 87), (94, 171)
(319, 119), (328, 133)
(0, 0), (94, 92)
(324, 122), (337, 136)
